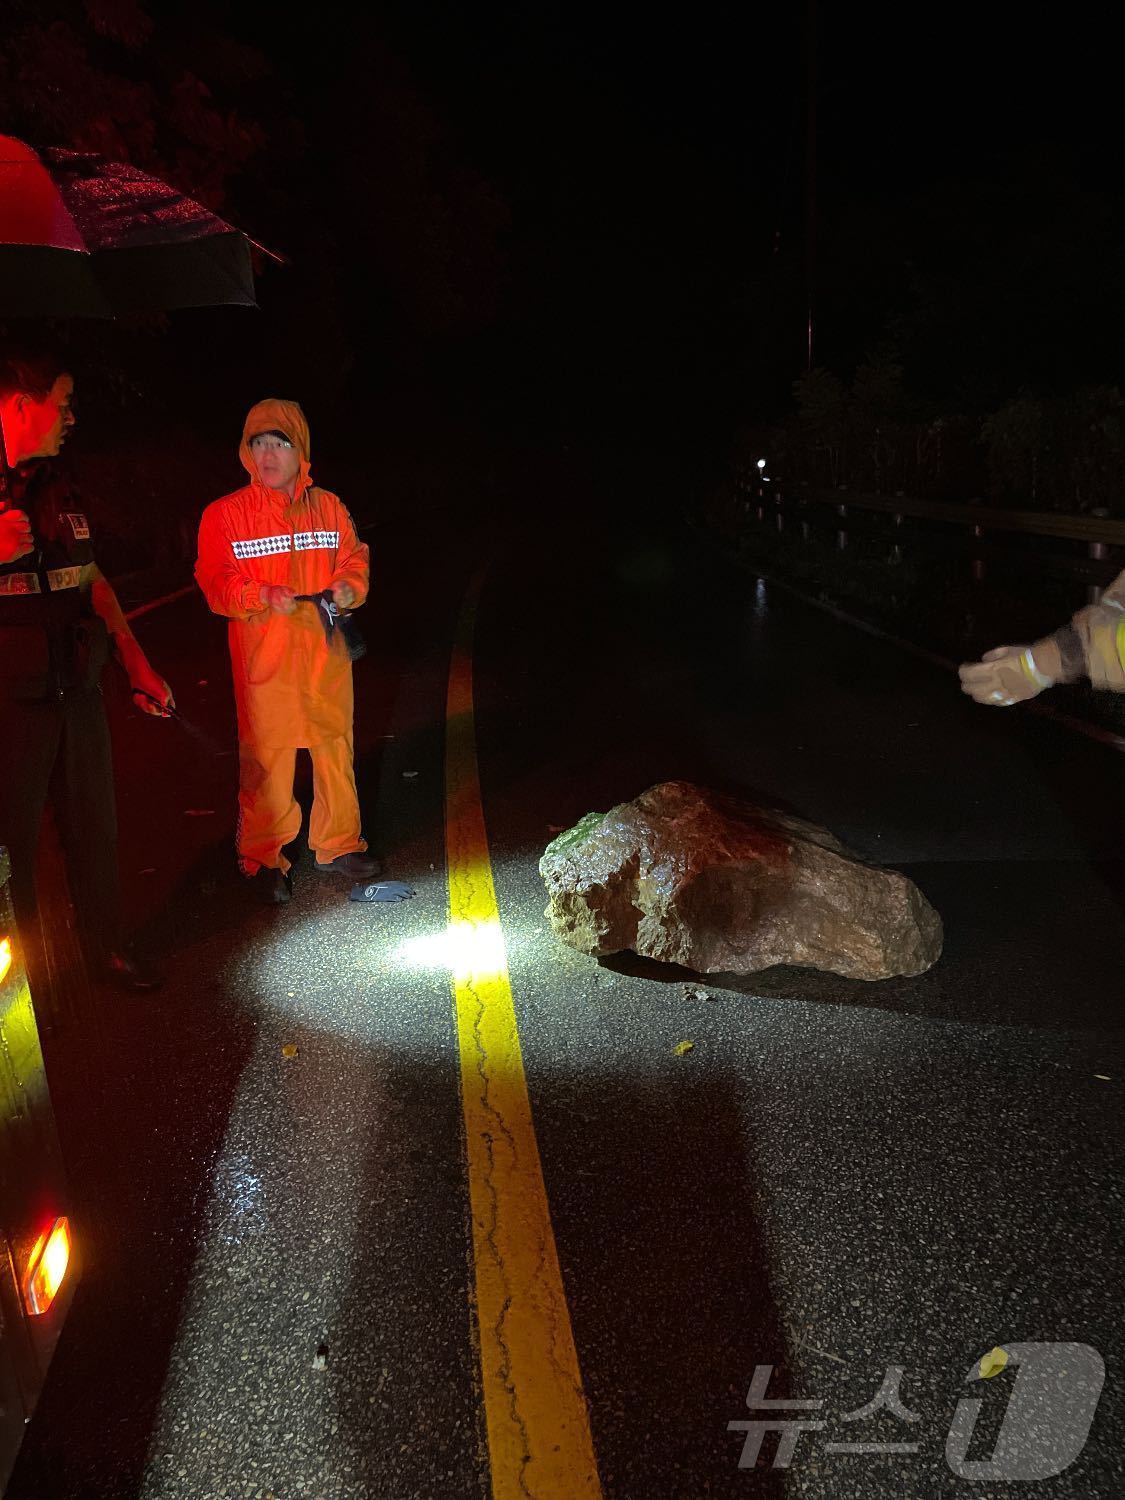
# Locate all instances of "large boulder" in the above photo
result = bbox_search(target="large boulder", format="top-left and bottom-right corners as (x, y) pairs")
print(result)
(539, 781), (941, 980)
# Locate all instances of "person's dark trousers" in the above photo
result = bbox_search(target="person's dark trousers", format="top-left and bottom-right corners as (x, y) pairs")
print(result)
(0, 685), (124, 973)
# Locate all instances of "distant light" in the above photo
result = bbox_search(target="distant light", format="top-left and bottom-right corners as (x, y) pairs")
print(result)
(756, 458), (767, 470)
(24, 1217), (72, 1316)
(762, 476), (771, 482)
(0, 935), (10, 984)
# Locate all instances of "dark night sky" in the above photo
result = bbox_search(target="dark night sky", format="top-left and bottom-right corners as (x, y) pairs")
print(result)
(353, 4), (1117, 195)
(68, 2), (1125, 475)
(6, 0), (1121, 556)
(345, 4), (1121, 221)
(293, 3), (1124, 403)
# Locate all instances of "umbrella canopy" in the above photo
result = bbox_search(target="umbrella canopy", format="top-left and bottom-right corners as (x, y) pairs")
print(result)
(0, 134), (257, 318)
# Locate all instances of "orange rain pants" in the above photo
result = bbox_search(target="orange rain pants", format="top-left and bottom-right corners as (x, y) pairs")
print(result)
(237, 733), (362, 875)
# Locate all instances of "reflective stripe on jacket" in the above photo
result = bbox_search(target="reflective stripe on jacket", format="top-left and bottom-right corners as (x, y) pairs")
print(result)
(194, 400), (370, 749)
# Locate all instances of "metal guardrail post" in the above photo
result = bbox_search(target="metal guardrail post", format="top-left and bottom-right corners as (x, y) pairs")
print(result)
(1088, 508), (1109, 604)
(890, 511), (903, 564)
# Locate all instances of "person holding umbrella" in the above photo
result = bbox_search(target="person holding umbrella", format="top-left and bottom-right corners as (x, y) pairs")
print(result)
(0, 343), (174, 990)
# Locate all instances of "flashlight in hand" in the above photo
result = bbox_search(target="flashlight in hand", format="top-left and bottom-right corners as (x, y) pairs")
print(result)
(132, 688), (177, 718)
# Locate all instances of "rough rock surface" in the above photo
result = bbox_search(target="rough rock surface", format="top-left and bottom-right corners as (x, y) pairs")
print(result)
(539, 781), (942, 980)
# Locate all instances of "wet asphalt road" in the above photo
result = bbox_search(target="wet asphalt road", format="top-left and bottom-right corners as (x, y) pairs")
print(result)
(7, 500), (1124, 1499)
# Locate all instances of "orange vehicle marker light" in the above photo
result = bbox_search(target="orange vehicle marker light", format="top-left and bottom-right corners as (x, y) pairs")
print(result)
(24, 1217), (71, 1316)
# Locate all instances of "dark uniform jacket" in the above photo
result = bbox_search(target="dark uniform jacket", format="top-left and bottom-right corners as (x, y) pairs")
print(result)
(0, 462), (109, 701)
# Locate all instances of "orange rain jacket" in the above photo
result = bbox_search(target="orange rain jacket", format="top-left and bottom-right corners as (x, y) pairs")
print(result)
(195, 400), (370, 750)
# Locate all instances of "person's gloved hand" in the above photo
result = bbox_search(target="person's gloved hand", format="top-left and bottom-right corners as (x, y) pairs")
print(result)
(331, 580), (357, 610)
(958, 644), (1054, 707)
(349, 880), (415, 903)
(129, 658), (175, 717)
(262, 584), (297, 615)
(0, 508), (34, 564)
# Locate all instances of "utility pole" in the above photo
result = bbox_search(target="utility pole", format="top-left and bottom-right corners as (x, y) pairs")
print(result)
(805, 0), (817, 372)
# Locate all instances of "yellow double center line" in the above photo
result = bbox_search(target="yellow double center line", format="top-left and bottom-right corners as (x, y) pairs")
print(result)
(444, 573), (602, 1500)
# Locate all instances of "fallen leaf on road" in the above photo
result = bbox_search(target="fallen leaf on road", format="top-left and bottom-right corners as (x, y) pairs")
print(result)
(312, 1342), (329, 1371)
(183, 808), (215, 816)
(1094, 1073), (1111, 1081)
(979, 1347), (1009, 1379)
(673, 1040), (695, 1057)
(402, 770), (419, 779)
(281, 1043), (299, 1059)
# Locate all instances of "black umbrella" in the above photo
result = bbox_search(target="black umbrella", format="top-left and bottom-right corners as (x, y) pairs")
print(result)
(0, 133), (260, 318)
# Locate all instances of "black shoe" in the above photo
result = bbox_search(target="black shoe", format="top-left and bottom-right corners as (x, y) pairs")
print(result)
(252, 867), (292, 905)
(314, 852), (382, 879)
(102, 950), (162, 992)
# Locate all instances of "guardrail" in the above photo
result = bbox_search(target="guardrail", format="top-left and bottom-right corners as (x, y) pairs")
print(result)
(730, 471), (1125, 601)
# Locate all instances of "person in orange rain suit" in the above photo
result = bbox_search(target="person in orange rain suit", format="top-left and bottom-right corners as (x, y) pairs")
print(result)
(195, 399), (380, 904)
(959, 570), (1125, 706)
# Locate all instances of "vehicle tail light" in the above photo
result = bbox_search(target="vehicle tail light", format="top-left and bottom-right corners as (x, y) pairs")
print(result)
(24, 1217), (72, 1316)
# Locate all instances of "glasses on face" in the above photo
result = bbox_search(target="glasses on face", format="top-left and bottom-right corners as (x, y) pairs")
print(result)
(249, 434), (293, 453)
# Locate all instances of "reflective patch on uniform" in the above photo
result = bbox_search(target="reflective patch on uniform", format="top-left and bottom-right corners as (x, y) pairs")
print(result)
(0, 572), (41, 596)
(46, 566), (81, 592)
(294, 530), (339, 551)
(66, 512), (91, 540)
(232, 535), (292, 559)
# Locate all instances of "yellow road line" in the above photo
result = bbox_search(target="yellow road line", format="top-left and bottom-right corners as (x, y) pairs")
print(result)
(445, 572), (603, 1500)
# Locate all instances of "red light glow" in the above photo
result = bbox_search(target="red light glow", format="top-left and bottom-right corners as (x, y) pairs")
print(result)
(24, 1217), (71, 1316)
